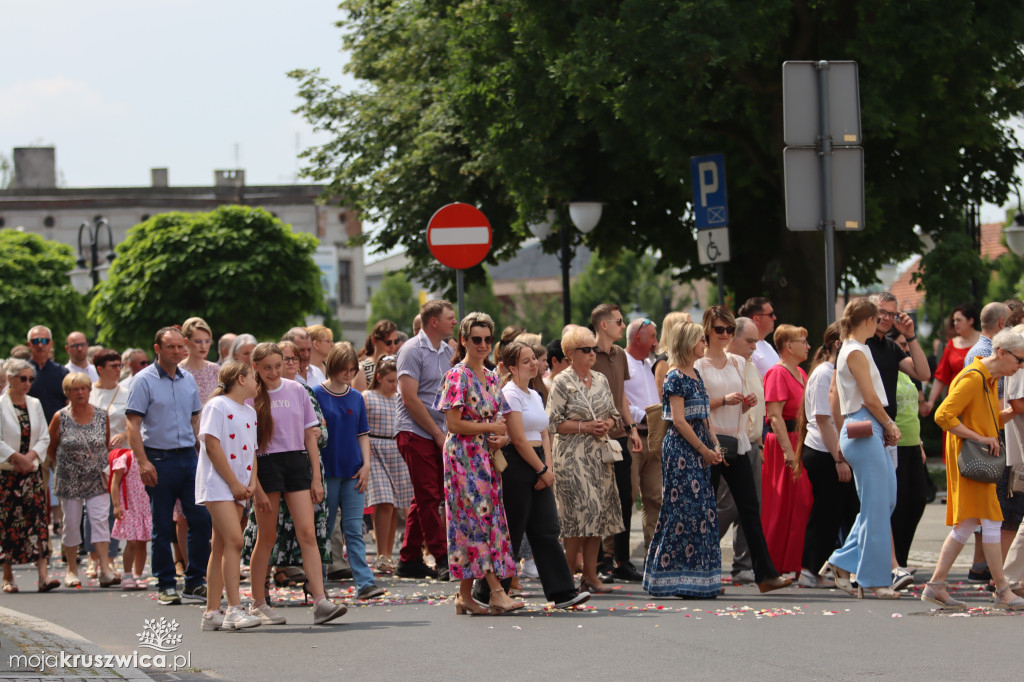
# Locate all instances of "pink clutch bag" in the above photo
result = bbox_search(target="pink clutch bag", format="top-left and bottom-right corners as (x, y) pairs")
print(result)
(846, 420), (873, 439)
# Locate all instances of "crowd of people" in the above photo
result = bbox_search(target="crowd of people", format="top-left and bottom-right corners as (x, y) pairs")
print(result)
(4, 291), (1024, 631)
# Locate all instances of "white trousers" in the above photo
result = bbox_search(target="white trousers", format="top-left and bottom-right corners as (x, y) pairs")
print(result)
(61, 494), (110, 547)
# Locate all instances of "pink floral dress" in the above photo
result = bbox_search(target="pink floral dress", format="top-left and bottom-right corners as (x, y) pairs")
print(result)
(433, 363), (515, 580)
(110, 452), (153, 542)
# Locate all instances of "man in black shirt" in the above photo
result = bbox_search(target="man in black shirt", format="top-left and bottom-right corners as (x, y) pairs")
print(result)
(26, 325), (68, 423)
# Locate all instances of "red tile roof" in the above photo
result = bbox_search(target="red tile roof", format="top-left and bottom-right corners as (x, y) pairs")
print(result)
(980, 221), (1009, 260)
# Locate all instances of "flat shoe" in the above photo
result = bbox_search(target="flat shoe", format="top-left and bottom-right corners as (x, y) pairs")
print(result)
(2, 582), (19, 593)
(37, 579), (60, 593)
(920, 582), (966, 610)
(63, 575), (81, 588)
(757, 576), (793, 593)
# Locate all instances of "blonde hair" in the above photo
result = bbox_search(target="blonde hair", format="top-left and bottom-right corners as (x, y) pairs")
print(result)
(561, 325), (597, 356)
(839, 298), (878, 340)
(667, 321), (705, 367)
(209, 361), (251, 400)
(181, 316), (213, 340)
(62, 371), (92, 395)
(774, 323), (808, 351)
(307, 324), (334, 344)
(659, 311), (691, 354)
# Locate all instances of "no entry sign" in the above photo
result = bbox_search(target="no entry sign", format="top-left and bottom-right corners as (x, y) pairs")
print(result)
(427, 203), (492, 270)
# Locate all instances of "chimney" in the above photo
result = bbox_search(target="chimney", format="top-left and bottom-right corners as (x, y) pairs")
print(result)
(214, 170), (245, 188)
(12, 147), (57, 189)
(151, 168), (169, 187)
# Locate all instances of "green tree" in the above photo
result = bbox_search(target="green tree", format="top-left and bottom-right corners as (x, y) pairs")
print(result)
(89, 206), (322, 349)
(292, 0), (1024, 343)
(0, 230), (87, 356)
(990, 252), (1024, 303)
(571, 251), (689, 327)
(501, 285), (565, 343)
(368, 271), (421, 335)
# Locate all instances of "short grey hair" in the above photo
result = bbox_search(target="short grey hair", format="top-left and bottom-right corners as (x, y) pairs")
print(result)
(992, 328), (1024, 354)
(735, 317), (756, 338)
(3, 358), (34, 378)
(625, 318), (651, 345)
(26, 325), (52, 341)
(281, 327), (310, 343)
(229, 334), (258, 361)
(980, 302), (1010, 332)
(868, 292), (898, 306)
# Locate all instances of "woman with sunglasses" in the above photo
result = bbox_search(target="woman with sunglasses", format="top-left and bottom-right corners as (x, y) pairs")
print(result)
(696, 307), (791, 593)
(1, 358), (59, 593)
(546, 325), (625, 594)
(360, 319), (399, 387)
(433, 312), (523, 614)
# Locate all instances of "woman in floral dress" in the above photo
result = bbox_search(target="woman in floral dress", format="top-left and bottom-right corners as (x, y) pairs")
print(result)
(433, 312), (523, 615)
(643, 321), (723, 599)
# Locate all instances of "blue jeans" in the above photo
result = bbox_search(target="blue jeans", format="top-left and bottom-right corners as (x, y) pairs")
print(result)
(145, 448), (212, 591)
(325, 477), (374, 590)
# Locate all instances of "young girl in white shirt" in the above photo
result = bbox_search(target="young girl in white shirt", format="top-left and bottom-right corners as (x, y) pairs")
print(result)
(196, 362), (261, 631)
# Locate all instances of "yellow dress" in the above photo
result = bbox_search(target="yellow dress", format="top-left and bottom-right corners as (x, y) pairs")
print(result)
(934, 357), (1003, 525)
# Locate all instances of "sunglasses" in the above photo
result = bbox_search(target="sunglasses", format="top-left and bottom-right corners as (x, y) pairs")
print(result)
(613, 318), (624, 326)
(469, 335), (493, 346)
(380, 339), (395, 346)
(712, 325), (736, 335)
(139, 360), (150, 366)
(13, 375), (33, 383)
(68, 342), (87, 350)
(641, 319), (653, 327)
(576, 346), (598, 354)
(30, 338), (51, 346)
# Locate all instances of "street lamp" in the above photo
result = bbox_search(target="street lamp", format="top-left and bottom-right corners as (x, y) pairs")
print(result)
(77, 217), (116, 289)
(1004, 185), (1024, 257)
(529, 203), (602, 326)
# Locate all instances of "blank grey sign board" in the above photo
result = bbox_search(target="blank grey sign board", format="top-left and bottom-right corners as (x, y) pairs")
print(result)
(783, 61), (861, 147)
(784, 146), (865, 231)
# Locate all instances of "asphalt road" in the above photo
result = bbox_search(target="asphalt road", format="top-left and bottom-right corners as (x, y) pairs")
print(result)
(1, 503), (1019, 681)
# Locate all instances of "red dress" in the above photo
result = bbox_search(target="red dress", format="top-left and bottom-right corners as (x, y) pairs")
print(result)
(761, 365), (813, 574)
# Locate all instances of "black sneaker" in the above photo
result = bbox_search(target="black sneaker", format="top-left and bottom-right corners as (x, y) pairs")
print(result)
(395, 559), (437, 579)
(611, 562), (644, 582)
(553, 591), (591, 609)
(357, 584), (387, 600)
(968, 563), (992, 582)
(181, 584), (207, 602)
(435, 564), (451, 582)
(158, 588), (182, 605)
(327, 568), (353, 581)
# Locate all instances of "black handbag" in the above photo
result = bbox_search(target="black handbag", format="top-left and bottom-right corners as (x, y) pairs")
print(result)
(954, 369), (1005, 484)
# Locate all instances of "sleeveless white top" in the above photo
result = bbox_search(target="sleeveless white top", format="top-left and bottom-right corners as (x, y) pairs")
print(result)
(836, 339), (888, 416)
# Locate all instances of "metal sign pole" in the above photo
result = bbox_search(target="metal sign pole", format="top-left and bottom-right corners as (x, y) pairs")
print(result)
(456, 268), (466, 319)
(716, 263), (725, 305)
(817, 61), (837, 324)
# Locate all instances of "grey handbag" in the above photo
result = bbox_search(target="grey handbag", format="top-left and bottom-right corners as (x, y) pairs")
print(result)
(955, 369), (1005, 484)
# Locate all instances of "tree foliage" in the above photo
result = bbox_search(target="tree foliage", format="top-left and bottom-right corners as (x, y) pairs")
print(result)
(570, 250), (692, 326)
(292, 0), (1024, 340)
(368, 271), (421, 335)
(89, 206), (321, 349)
(0, 230), (87, 355)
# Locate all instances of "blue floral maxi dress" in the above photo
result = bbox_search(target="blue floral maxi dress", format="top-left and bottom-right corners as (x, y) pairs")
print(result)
(433, 363), (516, 580)
(642, 368), (722, 598)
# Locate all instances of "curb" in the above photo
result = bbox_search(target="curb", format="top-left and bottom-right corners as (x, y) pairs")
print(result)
(0, 603), (152, 680)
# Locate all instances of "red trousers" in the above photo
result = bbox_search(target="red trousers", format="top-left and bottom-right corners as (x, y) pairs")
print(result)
(396, 431), (447, 564)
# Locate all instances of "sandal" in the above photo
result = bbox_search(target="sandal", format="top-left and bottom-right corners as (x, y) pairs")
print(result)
(992, 585), (1024, 610)
(2, 581), (18, 593)
(273, 569), (297, 588)
(37, 579), (60, 593)
(63, 574), (81, 588)
(920, 581), (966, 609)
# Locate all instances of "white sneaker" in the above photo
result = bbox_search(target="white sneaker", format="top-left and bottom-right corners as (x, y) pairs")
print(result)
(313, 599), (348, 625)
(200, 610), (225, 631)
(223, 608), (262, 630)
(520, 558), (539, 579)
(798, 569), (822, 588)
(249, 602), (286, 625)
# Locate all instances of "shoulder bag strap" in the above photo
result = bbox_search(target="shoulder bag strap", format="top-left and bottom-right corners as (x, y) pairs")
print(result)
(954, 368), (1000, 434)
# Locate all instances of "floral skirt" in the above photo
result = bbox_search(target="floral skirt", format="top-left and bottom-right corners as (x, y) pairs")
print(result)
(0, 469), (51, 565)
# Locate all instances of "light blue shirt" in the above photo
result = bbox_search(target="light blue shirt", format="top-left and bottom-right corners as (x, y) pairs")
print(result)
(125, 362), (202, 450)
(395, 331), (454, 438)
(964, 334), (1003, 399)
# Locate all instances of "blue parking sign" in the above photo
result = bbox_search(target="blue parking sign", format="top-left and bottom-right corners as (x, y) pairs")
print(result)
(690, 154), (728, 229)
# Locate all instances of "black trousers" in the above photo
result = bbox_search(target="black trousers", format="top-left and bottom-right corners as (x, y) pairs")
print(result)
(801, 445), (860, 572)
(710, 450), (780, 582)
(473, 445), (576, 603)
(892, 444), (929, 567)
(611, 437), (634, 564)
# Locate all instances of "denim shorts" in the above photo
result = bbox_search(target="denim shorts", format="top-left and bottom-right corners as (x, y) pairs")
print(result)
(256, 450), (312, 493)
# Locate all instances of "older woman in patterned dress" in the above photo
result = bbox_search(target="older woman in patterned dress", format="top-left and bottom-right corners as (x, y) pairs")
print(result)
(546, 325), (625, 594)
(1, 358), (58, 593)
(434, 312), (523, 615)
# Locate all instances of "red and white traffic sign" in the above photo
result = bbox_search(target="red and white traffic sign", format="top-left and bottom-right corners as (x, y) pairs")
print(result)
(427, 202), (492, 270)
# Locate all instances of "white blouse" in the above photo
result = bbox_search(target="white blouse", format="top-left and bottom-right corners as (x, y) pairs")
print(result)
(836, 339), (888, 416)
(695, 353), (751, 454)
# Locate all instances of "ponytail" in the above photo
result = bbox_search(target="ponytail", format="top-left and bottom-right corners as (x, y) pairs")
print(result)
(210, 361), (250, 400)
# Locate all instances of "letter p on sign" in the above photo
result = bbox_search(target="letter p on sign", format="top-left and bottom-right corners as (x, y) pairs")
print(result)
(690, 154), (728, 230)
(698, 162), (718, 208)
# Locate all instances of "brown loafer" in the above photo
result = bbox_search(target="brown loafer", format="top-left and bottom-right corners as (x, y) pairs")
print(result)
(758, 576), (793, 593)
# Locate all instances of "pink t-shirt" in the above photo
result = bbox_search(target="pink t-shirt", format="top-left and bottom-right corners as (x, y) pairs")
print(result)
(247, 378), (318, 455)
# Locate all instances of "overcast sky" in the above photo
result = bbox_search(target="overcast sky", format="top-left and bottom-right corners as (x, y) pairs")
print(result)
(2, 0), (352, 188)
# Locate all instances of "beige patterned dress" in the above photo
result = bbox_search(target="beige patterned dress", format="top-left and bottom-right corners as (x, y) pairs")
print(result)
(546, 370), (625, 538)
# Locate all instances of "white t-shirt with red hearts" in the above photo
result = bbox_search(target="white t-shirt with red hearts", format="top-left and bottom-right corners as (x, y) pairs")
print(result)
(196, 395), (258, 504)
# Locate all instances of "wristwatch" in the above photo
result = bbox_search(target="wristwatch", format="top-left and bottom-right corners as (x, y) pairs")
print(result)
(627, 424), (638, 431)
(536, 464), (549, 477)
